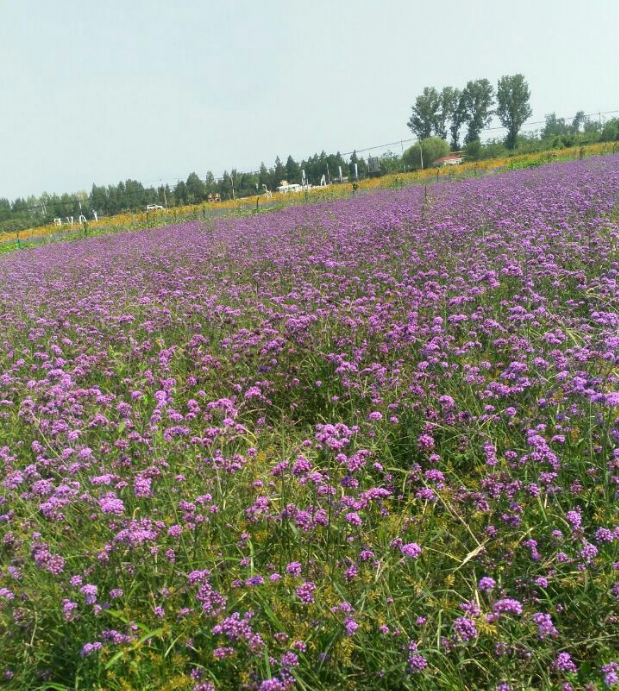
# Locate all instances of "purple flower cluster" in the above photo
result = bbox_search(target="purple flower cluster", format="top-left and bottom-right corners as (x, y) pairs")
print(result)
(0, 155), (619, 689)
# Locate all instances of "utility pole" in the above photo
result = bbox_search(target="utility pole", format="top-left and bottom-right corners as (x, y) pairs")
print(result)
(419, 137), (424, 170)
(231, 174), (235, 200)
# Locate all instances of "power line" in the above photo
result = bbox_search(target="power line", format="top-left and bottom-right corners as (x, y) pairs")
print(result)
(5, 106), (618, 212)
(124, 107), (619, 187)
(484, 109), (619, 132)
(341, 108), (619, 156)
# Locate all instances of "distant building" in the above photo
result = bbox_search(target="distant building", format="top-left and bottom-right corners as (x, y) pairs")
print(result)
(276, 182), (304, 193)
(432, 154), (464, 167)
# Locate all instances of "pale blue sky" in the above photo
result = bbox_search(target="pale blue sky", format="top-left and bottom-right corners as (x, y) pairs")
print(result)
(1, 0), (617, 200)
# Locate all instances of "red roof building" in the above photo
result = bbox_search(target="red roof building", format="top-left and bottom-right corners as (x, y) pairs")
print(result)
(432, 154), (465, 167)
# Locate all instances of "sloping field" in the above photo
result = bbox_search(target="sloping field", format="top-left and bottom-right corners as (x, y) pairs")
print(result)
(1, 157), (619, 690)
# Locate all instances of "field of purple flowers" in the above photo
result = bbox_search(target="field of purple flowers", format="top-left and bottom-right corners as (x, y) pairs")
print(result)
(1, 156), (619, 690)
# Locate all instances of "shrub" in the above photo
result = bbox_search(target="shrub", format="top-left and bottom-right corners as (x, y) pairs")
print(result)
(403, 137), (450, 169)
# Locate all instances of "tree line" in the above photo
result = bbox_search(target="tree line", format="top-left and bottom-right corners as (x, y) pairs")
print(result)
(407, 74), (534, 150)
(2, 73), (619, 234)
(0, 151), (369, 233)
(406, 73), (619, 154)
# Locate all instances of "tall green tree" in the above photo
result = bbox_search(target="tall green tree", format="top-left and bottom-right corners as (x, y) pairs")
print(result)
(272, 156), (286, 188)
(186, 172), (206, 203)
(219, 171), (232, 199)
(240, 172), (259, 196)
(0, 198), (12, 222)
(175, 180), (188, 205)
(258, 163), (270, 190)
(462, 79), (495, 144)
(448, 89), (468, 150)
(159, 184), (172, 207)
(496, 74), (532, 149)
(583, 117), (601, 134)
(407, 87), (442, 140)
(571, 110), (586, 134)
(348, 150), (367, 179)
(318, 151), (329, 181)
(302, 154), (317, 184)
(435, 87), (458, 140)
(379, 151), (401, 174)
(542, 113), (569, 139)
(125, 179), (146, 209)
(601, 118), (619, 142)
(204, 172), (216, 195)
(90, 184), (108, 215)
(326, 151), (347, 181)
(285, 155), (301, 183)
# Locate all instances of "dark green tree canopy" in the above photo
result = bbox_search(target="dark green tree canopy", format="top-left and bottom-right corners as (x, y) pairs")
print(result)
(450, 91), (469, 151)
(402, 137), (450, 170)
(584, 117), (602, 134)
(542, 113), (569, 139)
(407, 87), (442, 140)
(496, 74), (532, 149)
(285, 155), (301, 183)
(571, 110), (586, 134)
(601, 118), (619, 142)
(272, 156), (286, 188)
(436, 87), (459, 143)
(186, 172), (206, 204)
(348, 151), (367, 178)
(463, 79), (495, 144)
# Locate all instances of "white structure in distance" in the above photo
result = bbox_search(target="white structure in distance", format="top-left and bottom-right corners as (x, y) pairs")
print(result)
(53, 209), (99, 226)
(276, 181), (305, 194)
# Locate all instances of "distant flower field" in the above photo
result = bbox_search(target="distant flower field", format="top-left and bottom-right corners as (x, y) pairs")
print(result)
(1, 156), (619, 690)
(3, 140), (617, 249)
